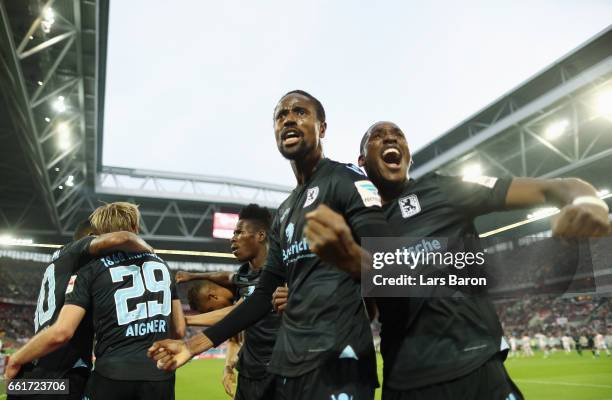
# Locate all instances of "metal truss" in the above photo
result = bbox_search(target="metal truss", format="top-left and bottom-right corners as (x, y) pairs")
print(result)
(412, 53), (612, 179)
(96, 166), (292, 209)
(0, 0), (97, 236)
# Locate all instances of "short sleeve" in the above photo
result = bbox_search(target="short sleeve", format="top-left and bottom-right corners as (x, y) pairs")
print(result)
(331, 164), (391, 241)
(62, 236), (95, 266)
(260, 213), (288, 281)
(438, 174), (513, 217)
(64, 262), (95, 310)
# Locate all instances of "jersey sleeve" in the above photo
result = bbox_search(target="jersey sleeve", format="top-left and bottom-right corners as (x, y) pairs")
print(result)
(64, 262), (96, 310)
(63, 236), (96, 265)
(331, 164), (391, 241)
(438, 174), (513, 217)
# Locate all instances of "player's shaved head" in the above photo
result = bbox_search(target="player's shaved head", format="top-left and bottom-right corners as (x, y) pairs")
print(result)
(187, 279), (233, 313)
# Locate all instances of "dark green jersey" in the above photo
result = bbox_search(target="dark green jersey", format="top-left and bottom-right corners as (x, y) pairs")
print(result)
(378, 173), (513, 390)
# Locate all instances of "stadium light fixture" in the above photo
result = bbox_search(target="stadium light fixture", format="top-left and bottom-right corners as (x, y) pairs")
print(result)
(0, 235), (33, 246)
(544, 119), (569, 140)
(58, 185), (64, 190)
(595, 90), (612, 118)
(65, 175), (75, 187)
(41, 8), (55, 33)
(462, 164), (482, 178)
(44, 117), (50, 122)
(53, 96), (66, 113)
(55, 167), (60, 172)
(57, 122), (71, 150)
(37, 81), (43, 86)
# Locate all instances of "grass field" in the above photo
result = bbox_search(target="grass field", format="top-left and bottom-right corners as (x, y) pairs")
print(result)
(1, 351), (611, 399)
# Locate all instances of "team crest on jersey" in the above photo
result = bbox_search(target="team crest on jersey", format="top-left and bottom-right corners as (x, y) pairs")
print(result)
(398, 194), (421, 218)
(346, 163), (365, 176)
(354, 180), (381, 207)
(285, 223), (295, 244)
(303, 186), (319, 208)
(65, 274), (77, 294)
(280, 207), (291, 222)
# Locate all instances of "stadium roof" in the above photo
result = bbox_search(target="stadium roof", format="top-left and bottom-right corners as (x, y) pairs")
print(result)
(411, 26), (612, 237)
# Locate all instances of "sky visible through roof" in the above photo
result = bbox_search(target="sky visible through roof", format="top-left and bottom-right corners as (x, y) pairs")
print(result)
(103, 1), (612, 187)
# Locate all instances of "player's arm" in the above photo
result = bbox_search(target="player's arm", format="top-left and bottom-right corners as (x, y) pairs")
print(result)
(89, 231), (154, 255)
(170, 299), (186, 339)
(4, 305), (85, 381)
(148, 269), (285, 371)
(222, 335), (241, 397)
(505, 177), (610, 237)
(175, 270), (235, 288)
(186, 299), (244, 326)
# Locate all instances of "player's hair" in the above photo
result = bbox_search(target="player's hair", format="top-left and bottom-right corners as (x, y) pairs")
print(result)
(359, 129), (370, 157)
(187, 280), (217, 311)
(73, 218), (94, 240)
(279, 90), (326, 123)
(90, 202), (140, 234)
(239, 204), (272, 234)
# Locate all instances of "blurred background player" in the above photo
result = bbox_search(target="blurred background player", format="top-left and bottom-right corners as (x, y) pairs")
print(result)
(509, 334), (518, 358)
(521, 333), (534, 357)
(179, 204), (280, 400)
(4, 202), (184, 400)
(594, 330), (610, 357)
(4, 218), (154, 400)
(561, 333), (573, 354)
(535, 331), (550, 358)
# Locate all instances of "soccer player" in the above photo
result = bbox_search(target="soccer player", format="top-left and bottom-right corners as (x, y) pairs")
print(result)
(150, 90), (389, 400)
(594, 331), (610, 357)
(521, 333), (534, 357)
(302, 120), (609, 399)
(508, 335), (518, 358)
(6, 203), (184, 400)
(535, 332), (550, 358)
(561, 333), (572, 354)
(4, 219), (154, 400)
(181, 204), (280, 400)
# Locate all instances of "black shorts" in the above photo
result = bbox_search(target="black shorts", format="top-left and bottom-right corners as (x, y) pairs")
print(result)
(234, 373), (275, 400)
(382, 355), (523, 400)
(83, 370), (175, 400)
(7, 365), (89, 400)
(274, 358), (376, 400)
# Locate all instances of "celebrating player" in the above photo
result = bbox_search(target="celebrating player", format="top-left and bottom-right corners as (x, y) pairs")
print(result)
(297, 120), (609, 399)
(180, 204), (280, 399)
(5, 202), (184, 400)
(149, 90), (389, 399)
(4, 218), (154, 400)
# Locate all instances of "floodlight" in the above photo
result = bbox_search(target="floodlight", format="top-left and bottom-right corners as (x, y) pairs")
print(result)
(462, 164), (482, 178)
(544, 119), (569, 140)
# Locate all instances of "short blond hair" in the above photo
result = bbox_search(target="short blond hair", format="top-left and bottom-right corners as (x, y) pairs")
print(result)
(90, 202), (140, 234)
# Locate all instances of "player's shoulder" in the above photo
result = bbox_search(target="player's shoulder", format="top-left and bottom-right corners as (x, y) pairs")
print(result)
(327, 159), (368, 181)
(51, 236), (93, 262)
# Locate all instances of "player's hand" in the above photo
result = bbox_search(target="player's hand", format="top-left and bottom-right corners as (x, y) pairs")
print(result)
(147, 339), (193, 371)
(175, 271), (192, 283)
(304, 205), (361, 272)
(552, 203), (611, 238)
(3, 358), (21, 383)
(222, 366), (236, 397)
(272, 285), (288, 313)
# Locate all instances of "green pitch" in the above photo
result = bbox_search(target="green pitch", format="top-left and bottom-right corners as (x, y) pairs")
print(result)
(175, 352), (612, 400)
(1, 351), (610, 399)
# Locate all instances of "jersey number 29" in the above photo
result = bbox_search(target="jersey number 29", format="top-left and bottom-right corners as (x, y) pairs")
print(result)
(110, 261), (171, 326)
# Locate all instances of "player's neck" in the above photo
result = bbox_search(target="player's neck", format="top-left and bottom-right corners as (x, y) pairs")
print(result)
(379, 177), (409, 205)
(290, 149), (323, 185)
(249, 249), (267, 271)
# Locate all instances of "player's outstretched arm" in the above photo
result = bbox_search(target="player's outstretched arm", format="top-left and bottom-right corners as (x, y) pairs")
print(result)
(89, 231), (154, 255)
(175, 270), (235, 287)
(170, 299), (186, 339)
(304, 204), (373, 280)
(186, 299), (243, 326)
(222, 335), (241, 397)
(3, 305), (85, 382)
(149, 269), (285, 370)
(505, 178), (610, 237)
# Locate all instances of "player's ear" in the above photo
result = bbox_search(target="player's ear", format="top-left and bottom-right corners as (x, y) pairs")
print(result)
(257, 230), (266, 243)
(358, 154), (366, 167)
(319, 121), (327, 139)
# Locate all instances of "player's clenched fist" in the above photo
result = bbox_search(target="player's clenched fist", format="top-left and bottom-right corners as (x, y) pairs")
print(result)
(552, 201), (611, 238)
(272, 285), (288, 313)
(304, 205), (362, 276)
(148, 333), (214, 371)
